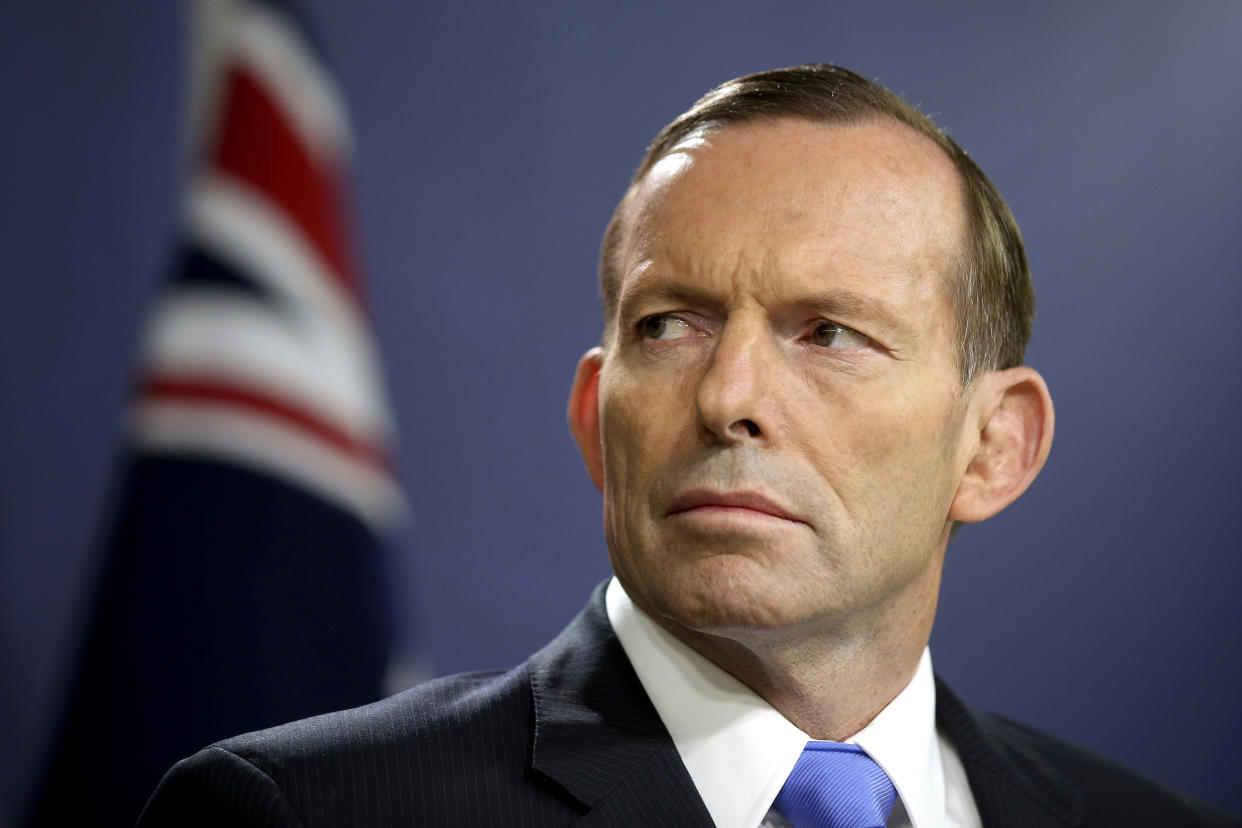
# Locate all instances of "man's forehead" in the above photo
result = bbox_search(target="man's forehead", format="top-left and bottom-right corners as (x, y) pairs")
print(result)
(619, 117), (965, 292)
(637, 117), (961, 214)
(642, 128), (714, 192)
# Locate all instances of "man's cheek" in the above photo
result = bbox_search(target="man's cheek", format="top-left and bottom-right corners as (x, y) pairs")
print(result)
(605, 392), (676, 459)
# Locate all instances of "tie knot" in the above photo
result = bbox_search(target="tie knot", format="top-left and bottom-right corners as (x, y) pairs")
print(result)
(773, 742), (898, 828)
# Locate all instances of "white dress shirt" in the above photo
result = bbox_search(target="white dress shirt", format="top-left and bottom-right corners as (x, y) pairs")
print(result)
(605, 578), (982, 828)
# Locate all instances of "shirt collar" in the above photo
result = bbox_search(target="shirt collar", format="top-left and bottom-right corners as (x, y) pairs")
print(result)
(852, 647), (945, 828)
(605, 577), (945, 828)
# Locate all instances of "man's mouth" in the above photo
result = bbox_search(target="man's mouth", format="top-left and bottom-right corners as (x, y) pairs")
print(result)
(666, 488), (807, 526)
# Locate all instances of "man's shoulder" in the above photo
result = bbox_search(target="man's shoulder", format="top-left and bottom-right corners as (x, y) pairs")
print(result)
(988, 714), (1236, 826)
(222, 666), (530, 764)
(139, 666), (557, 827)
(140, 587), (634, 827)
(941, 685), (1239, 827)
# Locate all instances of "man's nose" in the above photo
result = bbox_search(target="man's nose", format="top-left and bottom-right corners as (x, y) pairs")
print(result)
(695, 319), (777, 445)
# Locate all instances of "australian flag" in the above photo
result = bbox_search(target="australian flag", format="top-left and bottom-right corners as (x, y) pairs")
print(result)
(31, 1), (404, 824)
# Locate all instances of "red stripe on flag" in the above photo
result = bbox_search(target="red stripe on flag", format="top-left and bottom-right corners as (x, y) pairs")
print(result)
(141, 376), (390, 473)
(209, 64), (360, 302)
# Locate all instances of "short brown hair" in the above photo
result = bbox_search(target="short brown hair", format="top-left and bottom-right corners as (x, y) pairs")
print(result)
(598, 64), (1033, 384)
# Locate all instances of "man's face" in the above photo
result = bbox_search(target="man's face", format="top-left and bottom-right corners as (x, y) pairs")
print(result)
(592, 117), (980, 643)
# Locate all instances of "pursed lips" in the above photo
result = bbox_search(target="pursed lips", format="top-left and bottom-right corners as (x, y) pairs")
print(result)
(666, 489), (809, 526)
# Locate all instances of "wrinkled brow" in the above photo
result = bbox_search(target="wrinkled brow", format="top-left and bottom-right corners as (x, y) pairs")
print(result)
(617, 271), (913, 341)
(616, 274), (719, 318)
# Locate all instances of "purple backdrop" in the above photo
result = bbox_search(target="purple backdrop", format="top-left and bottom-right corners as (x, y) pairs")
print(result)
(2, 1), (1240, 822)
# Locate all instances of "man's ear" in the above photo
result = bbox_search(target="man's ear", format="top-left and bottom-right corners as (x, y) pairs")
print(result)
(948, 366), (1055, 523)
(567, 347), (605, 493)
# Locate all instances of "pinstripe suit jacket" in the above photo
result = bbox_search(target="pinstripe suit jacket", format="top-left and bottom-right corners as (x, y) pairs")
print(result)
(140, 583), (1236, 827)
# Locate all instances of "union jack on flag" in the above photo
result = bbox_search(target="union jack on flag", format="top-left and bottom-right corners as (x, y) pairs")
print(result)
(31, 2), (405, 825)
(136, 0), (402, 523)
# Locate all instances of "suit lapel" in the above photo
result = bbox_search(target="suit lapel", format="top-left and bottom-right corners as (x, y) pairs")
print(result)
(528, 583), (716, 827)
(528, 588), (1091, 828)
(936, 677), (1084, 827)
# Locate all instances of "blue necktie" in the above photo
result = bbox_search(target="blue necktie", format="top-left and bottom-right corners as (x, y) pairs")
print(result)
(773, 741), (898, 828)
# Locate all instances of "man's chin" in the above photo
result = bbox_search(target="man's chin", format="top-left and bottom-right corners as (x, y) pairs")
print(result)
(637, 559), (823, 637)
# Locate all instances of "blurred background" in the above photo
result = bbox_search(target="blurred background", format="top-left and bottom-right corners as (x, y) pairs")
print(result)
(2, 0), (1240, 824)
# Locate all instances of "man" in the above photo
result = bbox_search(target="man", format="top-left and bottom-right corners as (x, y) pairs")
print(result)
(140, 64), (1237, 827)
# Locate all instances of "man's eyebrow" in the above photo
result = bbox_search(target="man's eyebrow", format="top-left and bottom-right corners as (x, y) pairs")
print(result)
(616, 273), (721, 316)
(789, 291), (912, 337)
(619, 273), (913, 338)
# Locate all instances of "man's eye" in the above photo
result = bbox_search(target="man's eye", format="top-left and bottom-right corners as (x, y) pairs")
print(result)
(640, 314), (693, 340)
(810, 321), (869, 349)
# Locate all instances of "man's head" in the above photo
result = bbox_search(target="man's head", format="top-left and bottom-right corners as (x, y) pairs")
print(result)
(568, 65), (1053, 655)
(602, 64), (1033, 386)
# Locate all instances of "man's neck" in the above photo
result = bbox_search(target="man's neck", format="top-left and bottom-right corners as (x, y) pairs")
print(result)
(643, 568), (940, 741)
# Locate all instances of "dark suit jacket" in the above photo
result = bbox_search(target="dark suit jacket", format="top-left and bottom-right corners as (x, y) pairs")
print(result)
(140, 584), (1237, 827)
